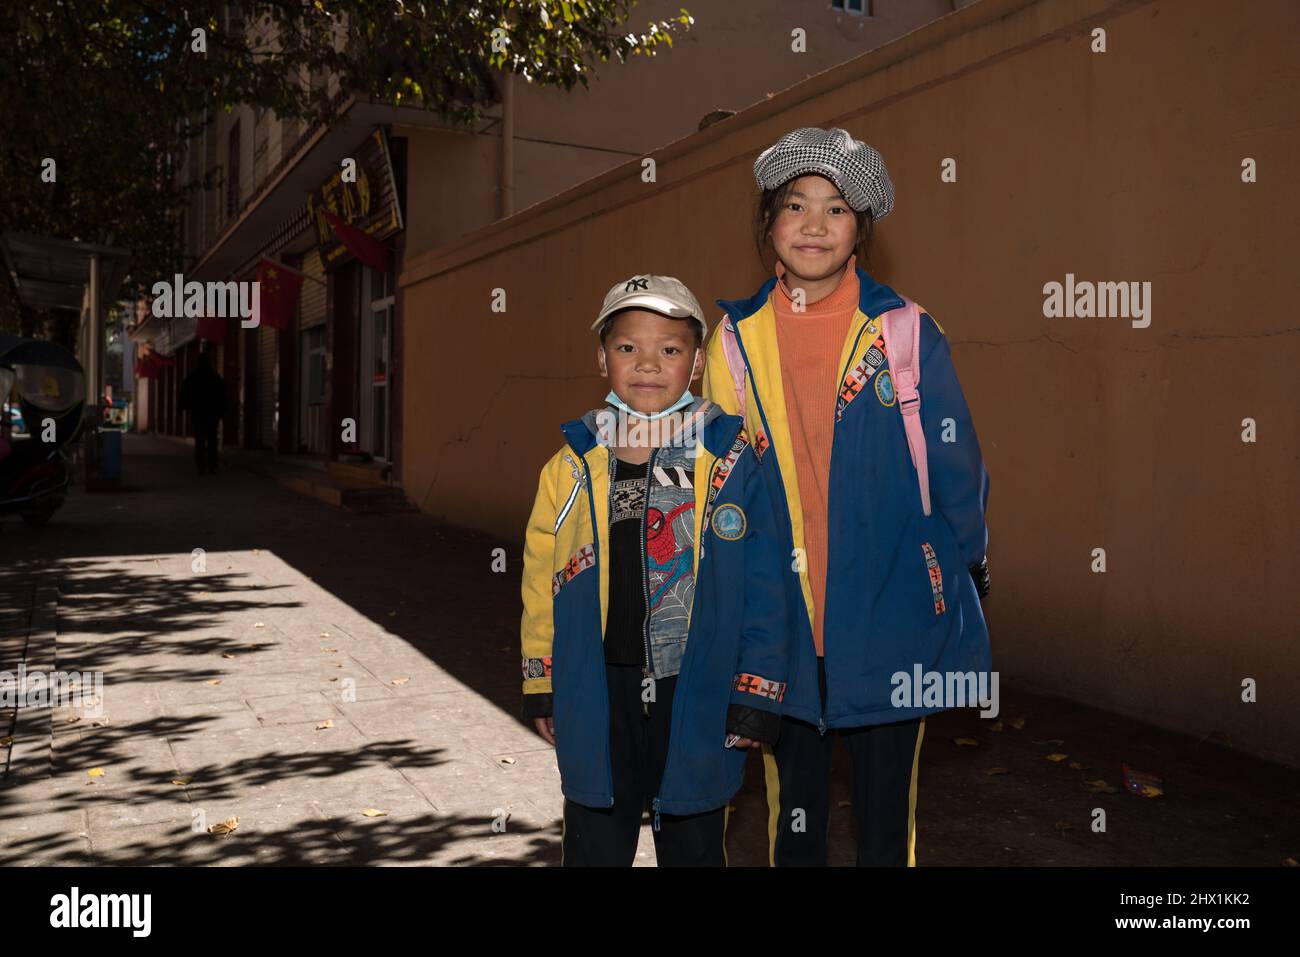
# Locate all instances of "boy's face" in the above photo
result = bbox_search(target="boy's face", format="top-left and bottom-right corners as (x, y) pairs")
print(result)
(597, 309), (703, 417)
(770, 174), (859, 284)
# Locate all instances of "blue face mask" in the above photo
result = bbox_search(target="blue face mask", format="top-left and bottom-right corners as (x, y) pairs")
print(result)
(605, 388), (694, 421)
(602, 345), (699, 421)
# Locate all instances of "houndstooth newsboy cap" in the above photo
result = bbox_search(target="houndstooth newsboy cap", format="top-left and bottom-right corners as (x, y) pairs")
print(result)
(753, 127), (894, 220)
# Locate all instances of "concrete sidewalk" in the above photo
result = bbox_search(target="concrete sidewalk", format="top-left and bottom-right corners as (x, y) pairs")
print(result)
(1, 434), (1297, 866)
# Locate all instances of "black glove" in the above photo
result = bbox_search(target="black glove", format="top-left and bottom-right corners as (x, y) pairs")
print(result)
(522, 692), (553, 720)
(726, 703), (781, 746)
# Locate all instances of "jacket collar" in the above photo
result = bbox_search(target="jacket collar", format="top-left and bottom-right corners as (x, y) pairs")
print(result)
(561, 396), (739, 459)
(716, 264), (904, 325)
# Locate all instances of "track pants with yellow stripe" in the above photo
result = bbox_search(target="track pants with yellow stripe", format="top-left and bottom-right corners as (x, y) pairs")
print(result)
(763, 658), (926, 866)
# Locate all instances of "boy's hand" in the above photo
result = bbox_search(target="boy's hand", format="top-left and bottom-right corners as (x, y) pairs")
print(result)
(533, 716), (555, 745)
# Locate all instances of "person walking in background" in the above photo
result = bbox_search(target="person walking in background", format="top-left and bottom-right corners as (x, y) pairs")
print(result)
(179, 345), (227, 476)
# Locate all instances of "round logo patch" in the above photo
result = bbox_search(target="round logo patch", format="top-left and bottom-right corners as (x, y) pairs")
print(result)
(711, 503), (747, 541)
(875, 369), (897, 407)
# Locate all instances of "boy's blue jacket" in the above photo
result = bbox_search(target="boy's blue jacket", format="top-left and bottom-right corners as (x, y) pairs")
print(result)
(702, 265), (992, 731)
(520, 398), (794, 814)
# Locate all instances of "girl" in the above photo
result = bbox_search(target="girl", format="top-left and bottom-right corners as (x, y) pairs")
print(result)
(702, 127), (992, 866)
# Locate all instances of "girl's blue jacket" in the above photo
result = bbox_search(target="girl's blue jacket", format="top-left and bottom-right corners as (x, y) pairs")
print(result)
(702, 266), (993, 731)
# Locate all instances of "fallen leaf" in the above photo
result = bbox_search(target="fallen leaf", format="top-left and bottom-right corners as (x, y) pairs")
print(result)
(953, 737), (979, 747)
(987, 767), (1009, 776)
(1068, 761), (1087, 770)
(0, 736), (12, 746)
(316, 719), (334, 730)
(388, 611), (397, 617)
(205, 679), (223, 686)
(172, 777), (192, 786)
(989, 720), (1005, 732)
(1122, 762), (1164, 797)
(1009, 717), (1025, 730)
(361, 808), (387, 818)
(321, 647), (338, 653)
(222, 653), (236, 659)
(390, 677), (410, 686)
(329, 677), (340, 682)
(87, 767), (105, 777)
(837, 800), (852, 808)
(198, 591), (210, 597)
(208, 816), (239, 836)
(65, 715), (81, 725)
(1054, 819), (1074, 832)
(1083, 779), (1118, 794)
(497, 756), (516, 765)
(1045, 753), (1069, 763)
(1283, 858), (1297, 867)
(253, 622), (265, 628)
(319, 632), (330, 638)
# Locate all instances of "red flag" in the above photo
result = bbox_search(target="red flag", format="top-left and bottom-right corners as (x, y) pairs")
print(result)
(256, 258), (305, 331)
(134, 350), (174, 379)
(196, 314), (227, 344)
(324, 210), (389, 272)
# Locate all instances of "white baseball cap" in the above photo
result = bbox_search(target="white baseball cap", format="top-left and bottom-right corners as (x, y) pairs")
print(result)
(592, 274), (708, 340)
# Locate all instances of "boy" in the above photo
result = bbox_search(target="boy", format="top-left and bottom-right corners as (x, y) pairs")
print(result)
(520, 274), (793, 866)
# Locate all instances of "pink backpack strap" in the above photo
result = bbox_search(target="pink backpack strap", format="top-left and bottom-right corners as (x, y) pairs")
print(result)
(880, 298), (932, 516)
(720, 317), (747, 419)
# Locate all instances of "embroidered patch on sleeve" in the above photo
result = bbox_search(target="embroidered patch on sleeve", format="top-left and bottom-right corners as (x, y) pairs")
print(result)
(521, 656), (553, 679)
(753, 429), (770, 460)
(922, 541), (946, 615)
(875, 368), (897, 407)
(836, 335), (888, 421)
(733, 672), (786, 702)
(551, 543), (596, 597)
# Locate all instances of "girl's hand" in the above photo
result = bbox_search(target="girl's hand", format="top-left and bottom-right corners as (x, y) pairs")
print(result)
(725, 734), (762, 750)
(533, 716), (555, 745)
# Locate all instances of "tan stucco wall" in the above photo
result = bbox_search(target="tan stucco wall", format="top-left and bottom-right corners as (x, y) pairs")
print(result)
(399, 0), (1300, 766)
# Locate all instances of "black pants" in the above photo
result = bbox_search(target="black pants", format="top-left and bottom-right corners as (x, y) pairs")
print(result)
(562, 664), (726, 866)
(194, 419), (219, 474)
(765, 658), (926, 866)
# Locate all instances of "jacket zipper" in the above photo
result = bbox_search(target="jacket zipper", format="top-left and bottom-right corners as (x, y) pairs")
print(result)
(653, 439), (726, 828)
(571, 442), (616, 807)
(639, 447), (659, 717)
(820, 316), (872, 734)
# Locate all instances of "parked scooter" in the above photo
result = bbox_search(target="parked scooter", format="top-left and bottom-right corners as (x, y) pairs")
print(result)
(0, 335), (86, 525)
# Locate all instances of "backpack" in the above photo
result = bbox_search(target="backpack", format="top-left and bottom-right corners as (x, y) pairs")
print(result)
(719, 296), (933, 516)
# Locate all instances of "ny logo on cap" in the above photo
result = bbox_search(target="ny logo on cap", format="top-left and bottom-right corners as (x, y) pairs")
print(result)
(624, 278), (649, 292)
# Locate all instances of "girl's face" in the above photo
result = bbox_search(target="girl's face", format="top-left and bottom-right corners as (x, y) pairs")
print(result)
(769, 174), (858, 283)
(597, 309), (703, 417)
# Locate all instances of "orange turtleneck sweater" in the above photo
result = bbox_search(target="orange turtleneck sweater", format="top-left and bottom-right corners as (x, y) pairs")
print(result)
(771, 256), (860, 657)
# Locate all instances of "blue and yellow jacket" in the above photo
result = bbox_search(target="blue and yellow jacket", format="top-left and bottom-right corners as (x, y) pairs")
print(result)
(703, 266), (992, 731)
(520, 398), (794, 814)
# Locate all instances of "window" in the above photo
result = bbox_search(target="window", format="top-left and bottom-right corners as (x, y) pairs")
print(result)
(832, 0), (870, 14)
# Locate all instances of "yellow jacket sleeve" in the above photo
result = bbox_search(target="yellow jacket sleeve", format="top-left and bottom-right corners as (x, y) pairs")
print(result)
(520, 454), (560, 698)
